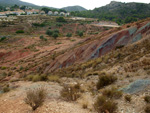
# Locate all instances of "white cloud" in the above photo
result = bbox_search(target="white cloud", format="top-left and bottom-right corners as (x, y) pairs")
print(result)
(21, 0), (150, 10)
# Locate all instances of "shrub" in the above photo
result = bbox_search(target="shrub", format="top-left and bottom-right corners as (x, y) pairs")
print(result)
(144, 95), (150, 103)
(61, 84), (81, 101)
(3, 85), (10, 93)
(40, 35), (47, 41)
(66, 33), (72, 37)
(16, 30), (24, 33)
(82, 103), (88, 109)
(96, 74), (117, 89)
(26, 75), (47, 82)
(48, 75), (60, 82)
(145, 104), (150, 113)
(94, 95), (117, 113)
(26, 75), (34, 81)
(24, 87), (47, 110)
(53, 29), (59, 34)
(1, 66), (7, 70)
(56, 17), (67, 23)
(32, 23), (45, 27)
(102, 88), (122, 99)
(0, 36), (6, 42)
(56, 23), (62, 27)
(124, 95), (132, 102)
(32, 75), (42, 82)
(46, 29), (53, 36)
(52, 33), (59, 39)
(77, 31), (83, 37)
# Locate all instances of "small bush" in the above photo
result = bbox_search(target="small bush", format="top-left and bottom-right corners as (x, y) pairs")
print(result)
(40, 35), (47, 41)
(16, 30), (24, 33)
(94, 95), (117, 113)
(52, 33), (59, 39)
(53, 29), (59, 34)
(144, 95), (150, 103)
(102, 88), (122, 99)
(124, 95), (132, 102)
(97, 74), (117, 89)
(46, 29), (53, 36)
(61, 84), (81, 101)
(82, 103), (88, 109)
(56, 17), (67, 23)
(25, 87), (47, 110)
(66, 33), (72, 37)
(77, 31), (83, 37)
(26, 75), (47, 82)
(3, 85), (10, 93)
(48, 75), (59, 82)
(0, 36), (6, 42)
(1, 66), (7, 70)
(32, 75), (42, 82)
(145, 104), (150, 113)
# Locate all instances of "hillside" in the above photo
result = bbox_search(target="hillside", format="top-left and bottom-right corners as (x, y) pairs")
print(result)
(71, 1), (150, 24)
(61, 5), (87, 12)
(0, 15), (150, 112)
(0, 0), (38, 7)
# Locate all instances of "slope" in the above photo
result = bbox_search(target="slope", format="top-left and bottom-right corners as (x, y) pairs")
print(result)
(42, 18), (150, 74)
(71, 1), (150, 24)
(61, 5), (87, 12)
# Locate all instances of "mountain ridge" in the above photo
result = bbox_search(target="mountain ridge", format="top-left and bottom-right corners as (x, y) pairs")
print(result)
(61, 5), (87, 12)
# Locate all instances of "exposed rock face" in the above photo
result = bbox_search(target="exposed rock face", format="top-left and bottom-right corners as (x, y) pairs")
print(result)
(44, 21), (150, 73)
(121, 79), (150, 94)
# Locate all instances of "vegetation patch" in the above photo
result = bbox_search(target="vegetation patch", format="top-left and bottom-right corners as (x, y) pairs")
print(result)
(96, 73), (117, 90)
(25, 87), (47, 111)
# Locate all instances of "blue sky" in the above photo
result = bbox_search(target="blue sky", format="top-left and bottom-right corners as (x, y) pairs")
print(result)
(21, 0), (150, 9)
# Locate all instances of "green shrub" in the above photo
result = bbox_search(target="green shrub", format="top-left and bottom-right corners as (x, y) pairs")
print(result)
(56, 23), (62, 27)
(16, 30), (24, 33)
(52, 33), (59, 39)
(66, 33), (72, 37)
(25, 87), (47, 110)
(40, 35), (47, 41)
(61, 84), (81, 101)
(94, 95), (117, 113)
(1, 66), (7, 70)
(77, 30), (83, 37)
(53, 29), (59, 34)
(0, 36), (6, 42)
(32, 23), (45, 27)
(144, 95), (150, 103)
(102, 88), (122, 99)
(56, 17), (67, 23)
(97, 74), (117, 89)
(124, 95), (132, 102)
(46, 29), (53, 36)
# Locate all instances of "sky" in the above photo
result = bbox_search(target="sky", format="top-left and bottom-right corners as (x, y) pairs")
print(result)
(21, 0), (150, 10)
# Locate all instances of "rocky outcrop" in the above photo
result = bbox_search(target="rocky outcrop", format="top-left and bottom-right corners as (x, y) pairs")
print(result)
(44, 21), (150, 73)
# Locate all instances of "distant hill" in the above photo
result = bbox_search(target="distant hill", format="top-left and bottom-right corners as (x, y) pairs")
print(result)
(0, 0), (37, 6)
(71, 1), (150, 24)
(61, 5), (87, 12)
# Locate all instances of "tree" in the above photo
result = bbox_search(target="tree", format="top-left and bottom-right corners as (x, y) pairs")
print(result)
(52, 33), (59, 39)
(41, 7), (51, 14)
